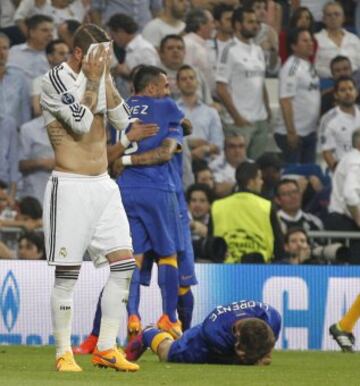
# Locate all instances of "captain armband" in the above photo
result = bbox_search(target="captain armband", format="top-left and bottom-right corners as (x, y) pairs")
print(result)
(107, 101), (130, 131)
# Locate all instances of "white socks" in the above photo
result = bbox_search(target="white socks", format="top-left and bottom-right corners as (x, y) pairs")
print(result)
(51, 269), (79, 357)
(97, 259), (136, 351)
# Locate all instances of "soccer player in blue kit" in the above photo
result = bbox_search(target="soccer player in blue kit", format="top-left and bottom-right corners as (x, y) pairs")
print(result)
(73, 66), (197, 354)
(126, 300), (281, 366)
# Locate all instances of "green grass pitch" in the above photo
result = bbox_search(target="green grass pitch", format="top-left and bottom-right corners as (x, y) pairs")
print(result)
(1, 346), (360, 386)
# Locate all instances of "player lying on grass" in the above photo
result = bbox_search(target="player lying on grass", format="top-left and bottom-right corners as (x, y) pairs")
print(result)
(125, 300), (281, 365)
(330, 294), (360, 352)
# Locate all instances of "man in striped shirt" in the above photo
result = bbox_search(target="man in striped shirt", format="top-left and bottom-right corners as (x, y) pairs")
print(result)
(40, 24), (138, 373)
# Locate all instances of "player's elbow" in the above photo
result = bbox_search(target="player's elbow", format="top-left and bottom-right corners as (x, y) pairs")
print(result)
(68, 113), (94, 135)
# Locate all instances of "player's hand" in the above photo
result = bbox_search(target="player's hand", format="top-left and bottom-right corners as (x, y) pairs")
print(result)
(234, 117), (252, 128)
(127, 120), (159, 142)
(82, 44), (107, 81)
(208, 144), (220, 155)
(287, 131), (299, 149)
(181, 118), (193, 136)
(112, 158), (125, 177)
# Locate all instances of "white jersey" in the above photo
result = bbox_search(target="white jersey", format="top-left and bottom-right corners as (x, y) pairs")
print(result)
(216, 37), (267, 123)
(320, 106), (360, 162)
(275, 55), (320, 136)
(330, 148), (360, 218)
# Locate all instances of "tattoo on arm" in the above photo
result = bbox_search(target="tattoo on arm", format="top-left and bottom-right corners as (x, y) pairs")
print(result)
(82, 79), (99, 112)
(131, 139), (177, 166)
(106, 78), (123, 109)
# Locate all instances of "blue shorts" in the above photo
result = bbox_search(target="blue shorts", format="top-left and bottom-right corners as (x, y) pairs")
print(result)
(121, 187), (183, 257)
(177, 193), (197, 286)
(139, 193), (197, 287)
(167, 325), (209, 363)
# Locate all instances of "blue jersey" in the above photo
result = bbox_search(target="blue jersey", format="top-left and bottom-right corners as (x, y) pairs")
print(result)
(118, 96), (183, 192)
(167, 300), (281, 364)
(201, 300), (281, 358)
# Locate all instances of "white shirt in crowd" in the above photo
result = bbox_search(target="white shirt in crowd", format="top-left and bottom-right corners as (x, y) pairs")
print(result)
(315, 29), (360, 79)
(320, 105), (360, 162)
(216, 37), (267, 123)
(14, 0), (87, 25)
(18, 116), (54, 203)
(330, 148), (360, 218)
(275, 55), (320, 136)
(7, 43), (50, 90)
(184, 32), (215, 94)
(142, 18), (185, 48)
(114, 33), (159, 98)
(209, 154), (236, 184)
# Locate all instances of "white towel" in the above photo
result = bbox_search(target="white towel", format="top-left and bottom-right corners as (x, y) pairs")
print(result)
(77, 42), (110, 114)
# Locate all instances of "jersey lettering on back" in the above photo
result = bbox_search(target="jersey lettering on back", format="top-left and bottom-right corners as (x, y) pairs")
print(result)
(118, 96), (184, 191)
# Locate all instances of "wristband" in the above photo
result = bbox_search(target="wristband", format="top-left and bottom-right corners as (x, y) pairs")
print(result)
(120, 133), (131, 148)
(122, 155), (132, 166)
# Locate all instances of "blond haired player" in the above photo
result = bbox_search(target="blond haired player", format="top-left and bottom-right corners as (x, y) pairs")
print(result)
(40, 24), (139, 372)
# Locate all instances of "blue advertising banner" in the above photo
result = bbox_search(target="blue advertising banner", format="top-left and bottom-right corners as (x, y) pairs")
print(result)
(0, 261), (360, 350)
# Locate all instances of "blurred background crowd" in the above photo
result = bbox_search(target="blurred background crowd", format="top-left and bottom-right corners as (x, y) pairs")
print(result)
(1, 0), (360, 265)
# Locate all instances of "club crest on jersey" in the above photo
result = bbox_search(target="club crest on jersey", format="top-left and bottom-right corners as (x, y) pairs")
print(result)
(61, 93), (75, 105)
(59, 247), (67, 258)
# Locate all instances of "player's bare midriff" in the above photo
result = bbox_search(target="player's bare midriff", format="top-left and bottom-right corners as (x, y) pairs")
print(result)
(47, 114), (108, 175)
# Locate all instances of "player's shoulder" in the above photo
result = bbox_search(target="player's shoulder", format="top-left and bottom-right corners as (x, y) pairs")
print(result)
(282, 56), (301, 77)
(42, 63), (75, 95)
(320, 107), (339, 127)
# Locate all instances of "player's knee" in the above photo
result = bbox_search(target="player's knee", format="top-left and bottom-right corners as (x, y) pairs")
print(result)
(106, 249), (133, 263)
(178, 286), (190, 296)
(157, 339), (173, 362)
(53, 266), (80, 296)
(158, 255), (178, 268)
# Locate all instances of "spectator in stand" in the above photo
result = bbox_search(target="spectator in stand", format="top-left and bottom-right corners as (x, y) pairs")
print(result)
(277, 227), (319, 265)
(256, 152), (282, 200)
(326, 128), (360, 264)
(0, 180), (13, 218)
(194, 165), (216, 192)
(0, 231), (45, 260)
(212, 162), (284, 263)
(177, 65), (224, 160)
(18, 115), (55, 203)
(0, 0), (24, 45)
(291, 0), (329, 30)
(245, 0), (280, 75)
(0, 117), (18, 202)
(207, 3), (234, 84)
(209, 132), (249, 198)
(274, 28), (320, 164)
(216, 6), (271, 160)
(187, 183), (213, 243)
(14, 0), (87, 37)
(57, 19), (81, 49)
(32, 39), (70, 117)
(275, 179), (323, 234)
(279, 6), (316, 64)
(0, 196), (43, 230)
(0, 33), (31, 128)
(90, 0), (163, 30)
(320, 76), (360, 172)
(107, 13), (159, 98)
(142, 0), (187, 48)
(315, 1), (360, 83)
(7, 15), (53, 90)
(184, 8), (215, 94)
(158, 35), (212, 104)
(321, 55), (358, 115)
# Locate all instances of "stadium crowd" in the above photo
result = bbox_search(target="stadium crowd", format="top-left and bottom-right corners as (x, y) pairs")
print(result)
(1, 0), (360, 265)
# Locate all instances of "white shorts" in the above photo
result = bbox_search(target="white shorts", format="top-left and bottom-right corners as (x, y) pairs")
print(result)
(43, 171), (132, 267)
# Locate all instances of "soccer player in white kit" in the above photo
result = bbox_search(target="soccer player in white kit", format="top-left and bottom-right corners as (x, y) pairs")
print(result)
(40, 24), (139, 372)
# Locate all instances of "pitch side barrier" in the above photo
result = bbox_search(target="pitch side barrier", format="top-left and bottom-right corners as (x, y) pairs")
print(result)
(1, 260), (360, 350)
